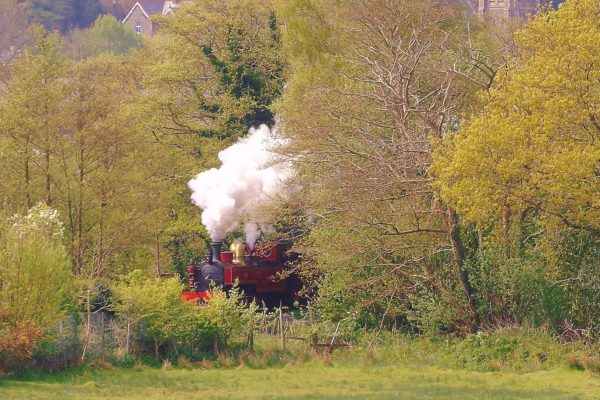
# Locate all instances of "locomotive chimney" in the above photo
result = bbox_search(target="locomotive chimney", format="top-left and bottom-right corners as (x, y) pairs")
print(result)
(211, 242), (223, 263)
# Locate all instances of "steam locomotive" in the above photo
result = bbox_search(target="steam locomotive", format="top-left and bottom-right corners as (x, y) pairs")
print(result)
(182, 241), (302, 307)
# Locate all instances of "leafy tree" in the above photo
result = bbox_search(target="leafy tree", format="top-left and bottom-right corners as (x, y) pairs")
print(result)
(67, 15), (143, 59)
(432, 0), (600, 237)
(58, 53), (174, 277)
(146, 0), (284, 139)
(23, 0), (102, 32)
(0, 27), (67, 210)
(0, 203), (71, 326)
(24, 0), (76, 31)
(138, 0), (286, 275)
(0, 32), (180, 284)
(112, 270), (213, 359)
(431, 0), (600, 332)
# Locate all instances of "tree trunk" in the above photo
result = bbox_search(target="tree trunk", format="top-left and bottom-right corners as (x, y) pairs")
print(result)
(446, 208), (480, 331)
(76, 138), (84, 275)
(24, 134), (31, 209)
(45, 148), (52, 206)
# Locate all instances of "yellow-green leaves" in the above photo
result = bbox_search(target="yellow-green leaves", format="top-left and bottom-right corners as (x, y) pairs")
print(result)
(432, 0), (600, 235)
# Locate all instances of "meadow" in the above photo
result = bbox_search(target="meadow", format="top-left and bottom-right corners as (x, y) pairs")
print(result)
(1, 362), (599, 400)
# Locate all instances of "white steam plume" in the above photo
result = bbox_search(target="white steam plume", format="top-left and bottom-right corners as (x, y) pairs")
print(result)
(188, 125), (292, 248)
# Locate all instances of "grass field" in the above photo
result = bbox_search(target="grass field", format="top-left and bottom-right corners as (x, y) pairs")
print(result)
(1, 362), (599, 400)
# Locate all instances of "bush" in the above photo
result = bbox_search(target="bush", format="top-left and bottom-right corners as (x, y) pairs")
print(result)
(0, 309), (43, 372)
(0, 204), (73, 372)
(452, 328), (565, 371)
(111, 271), (259, 359)
(112, 270), (217, 358)
(200, 284), (260, 349)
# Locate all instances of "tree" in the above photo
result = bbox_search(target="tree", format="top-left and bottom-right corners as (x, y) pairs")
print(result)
(23, 0), (102, 32)
(0, 31), (183, 282)
(139, 0), (286, 274)
(274, 0), (509, 331)
(145, 0), (284, 139)
(24, 0), (76, 31)
(432, 0), (600, 237)
(56, 53), (175, 278)
(0, 27), (67, 210)
(430, 0), (600, 332)
(66, 15), (143, 59)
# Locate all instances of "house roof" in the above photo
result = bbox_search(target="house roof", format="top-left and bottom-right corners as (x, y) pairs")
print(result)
(138, 0), (167, 15)
(122, 0), (167, 23)
(163, 1), (181, 15)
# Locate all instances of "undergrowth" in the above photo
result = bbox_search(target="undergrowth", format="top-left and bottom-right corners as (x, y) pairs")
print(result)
(4, 326), (600, 380)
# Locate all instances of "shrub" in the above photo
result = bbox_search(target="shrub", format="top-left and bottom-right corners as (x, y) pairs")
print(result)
(0, 204), (73, 372)
(452, 327), (564, 371)
(584, 356), (600, 374)
(200, 284), (260, 349)
(112, 270), (218, 358)
(111, 272), (259, 359)
(0, 310), (43, 372)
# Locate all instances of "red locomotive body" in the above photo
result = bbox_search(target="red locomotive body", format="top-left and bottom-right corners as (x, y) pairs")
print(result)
(183, 241), (301, 307)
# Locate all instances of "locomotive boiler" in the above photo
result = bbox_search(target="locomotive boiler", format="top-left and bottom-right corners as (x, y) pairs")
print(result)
(182, 241), (302, 307)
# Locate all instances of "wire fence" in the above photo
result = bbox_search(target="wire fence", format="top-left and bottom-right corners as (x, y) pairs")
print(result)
(29, 308), (345, 371)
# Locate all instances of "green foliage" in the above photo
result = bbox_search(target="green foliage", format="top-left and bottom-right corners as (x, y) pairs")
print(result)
(546, 231), (600, 333)
(406, 284), (460, 335)
(135, 0), (286, 278)
(25, 0), (76, 31)
(112, 271), (259, 357)
(200, 284), (260, 347)
(452, 329), (565, 371)
(0, 204), (73, 371)
(68, 15), (143, 59)
(0, 203), (73, 329)
(25, 0), (102, 32)
(146, 0), (284, 139)
(111, 270), (217, 352)
(0, 26), (66, 210)
(432, 0), (600, 236)
(1, 28), (180, 280)
(274, 0), (508, 333)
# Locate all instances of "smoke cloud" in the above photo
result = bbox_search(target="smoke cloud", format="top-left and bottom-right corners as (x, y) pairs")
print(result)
(188, 125), (292, 248)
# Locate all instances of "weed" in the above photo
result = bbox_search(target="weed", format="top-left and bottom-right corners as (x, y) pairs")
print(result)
(584, 356), (600, 373)
(176, 357), (193, 370)
(566, 353), (586, 370)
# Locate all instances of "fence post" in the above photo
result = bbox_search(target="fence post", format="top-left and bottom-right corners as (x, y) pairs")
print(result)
(58, 319), (65, 368)
(100, 313), (106, 363)
(126, 319), (131, 355)
(279, 304), (285, 352)
(248, 327), (254, 353)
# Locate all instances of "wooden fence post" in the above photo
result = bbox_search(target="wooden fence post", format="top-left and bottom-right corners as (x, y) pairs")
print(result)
(279, 304), (285, 351)
(100, 313), (106, 363)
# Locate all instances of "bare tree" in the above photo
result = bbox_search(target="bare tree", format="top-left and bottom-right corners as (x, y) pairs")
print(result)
(279, 0), (511, 331)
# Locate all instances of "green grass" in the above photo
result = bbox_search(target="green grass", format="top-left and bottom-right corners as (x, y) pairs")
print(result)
(1, 362), (599, 399)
